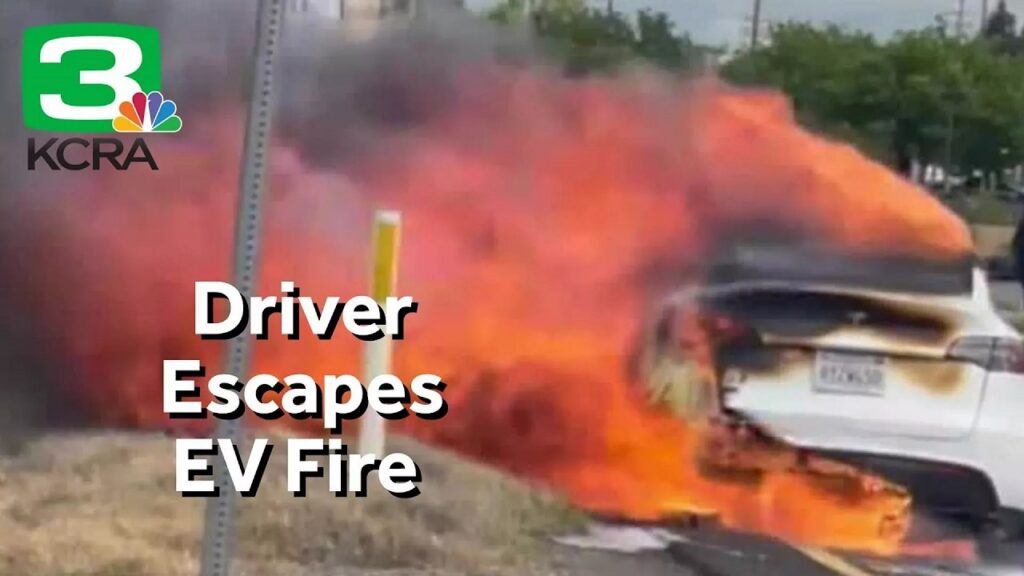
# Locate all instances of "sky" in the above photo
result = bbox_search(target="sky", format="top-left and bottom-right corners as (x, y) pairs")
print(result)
(465, 0), (1024, 47)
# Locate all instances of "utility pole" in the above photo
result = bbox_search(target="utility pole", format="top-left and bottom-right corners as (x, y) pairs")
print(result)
(750, 0), (763, 49)
(943, 65), (962, 197)
(981, 0), (990, 33)
(955, 0), (966, 38)
(944, 111), (956, 195)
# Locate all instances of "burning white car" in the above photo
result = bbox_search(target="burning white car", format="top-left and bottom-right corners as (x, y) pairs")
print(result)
(638, 247), (1024, 539)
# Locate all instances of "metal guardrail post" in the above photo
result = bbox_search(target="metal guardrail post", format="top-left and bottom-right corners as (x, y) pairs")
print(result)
(198, 1), (284, 575)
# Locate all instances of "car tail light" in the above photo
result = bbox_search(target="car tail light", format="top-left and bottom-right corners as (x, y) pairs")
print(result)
(991, 339), (1024, 373)
(704, 314), (761, 346)
(947, 336), (1024, 373)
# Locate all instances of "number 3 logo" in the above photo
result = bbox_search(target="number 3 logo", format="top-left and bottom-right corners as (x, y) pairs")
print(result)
(22, 23), (161, 133)
(38, 36), (144, 121)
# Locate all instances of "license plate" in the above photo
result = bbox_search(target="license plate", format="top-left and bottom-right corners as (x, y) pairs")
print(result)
(813, 352), (886, 396)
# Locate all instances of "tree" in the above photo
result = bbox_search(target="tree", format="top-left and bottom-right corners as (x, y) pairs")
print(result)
(487, 0), (709, 74)
(945, 40), (1024, 176)
(982, 0), (1021, 54)
(487, 0), (528, 25)
(531, 3), (636, 73)
(883, 29), (963, 173)
(488, 1), (1024, 182)
(984, 1), (1017, 40)
(635, 9), (687, 70)
(722, 24), (897, 163)
(722, 23), (1024, 179)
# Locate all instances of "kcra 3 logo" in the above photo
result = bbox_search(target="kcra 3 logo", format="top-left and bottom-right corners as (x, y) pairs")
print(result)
(22, 23), (182, 171)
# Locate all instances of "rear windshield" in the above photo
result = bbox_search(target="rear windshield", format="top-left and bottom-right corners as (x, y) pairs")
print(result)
(705, 245), (974, 296)
(700, 288), (954, 344)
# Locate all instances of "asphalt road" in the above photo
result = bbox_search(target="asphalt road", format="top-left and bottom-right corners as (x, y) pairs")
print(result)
(990, 280), (1024, 313)
(557, 519), (1024, 576)
(667, 524), (1024, 576)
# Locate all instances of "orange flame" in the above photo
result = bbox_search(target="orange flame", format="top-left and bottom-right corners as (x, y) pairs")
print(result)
(14, 73), (971, 555)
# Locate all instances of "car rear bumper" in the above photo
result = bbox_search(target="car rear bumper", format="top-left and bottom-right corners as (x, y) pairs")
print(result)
(809, 449), (999, 522)
(732, 404), (1024, 517)
(723, 357), (1024, 515)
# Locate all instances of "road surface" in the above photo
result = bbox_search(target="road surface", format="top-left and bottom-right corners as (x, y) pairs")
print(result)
(990, 280), (1024, 313)
(666, 523), (1024, 576)
(557, 519), (1024, 576)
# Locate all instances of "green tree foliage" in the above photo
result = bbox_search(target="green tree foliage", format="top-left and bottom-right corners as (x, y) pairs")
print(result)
(487, 0), (1024, 181)
(723, 24), (894, 160)
(722, 23), (1024, 178)
(487, 0), (710, 74)
(487, 0), (529, 25)
(635, 9), (696, 70)
(983, 0), (1020, 54)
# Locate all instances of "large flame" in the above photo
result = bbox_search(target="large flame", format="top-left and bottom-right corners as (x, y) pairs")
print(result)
(11, 72), (971, 555)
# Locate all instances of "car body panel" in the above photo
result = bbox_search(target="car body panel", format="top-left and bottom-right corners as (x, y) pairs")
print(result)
(722, 351), (990, 439)
(645, 267), (1024, 513)
(730, 373), (1024, 513)
(704, 273), (1004, 440)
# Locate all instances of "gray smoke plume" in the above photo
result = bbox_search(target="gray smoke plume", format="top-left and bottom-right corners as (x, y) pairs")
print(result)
(0, 0), (971, 443)
(272, 1), (537, 167)
(1, 0), (524, 173)
(0, 0), (524, 440)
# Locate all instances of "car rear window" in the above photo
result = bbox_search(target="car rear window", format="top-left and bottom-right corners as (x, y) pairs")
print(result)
(706, 245), (974, 296)
(701, 288), (954, 344)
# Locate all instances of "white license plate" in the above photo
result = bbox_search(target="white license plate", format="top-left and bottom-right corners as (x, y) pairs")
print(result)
(813, 352), (886, 396)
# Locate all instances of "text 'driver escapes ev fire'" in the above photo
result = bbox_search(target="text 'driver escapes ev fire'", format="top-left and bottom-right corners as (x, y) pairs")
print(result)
(164, 281), (447, 499)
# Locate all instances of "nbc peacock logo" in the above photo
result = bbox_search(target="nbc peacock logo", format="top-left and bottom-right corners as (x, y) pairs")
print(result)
(114, 91), (182, 133)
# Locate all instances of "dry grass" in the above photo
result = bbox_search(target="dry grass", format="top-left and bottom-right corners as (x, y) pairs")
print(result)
(0, 432), (582, 576)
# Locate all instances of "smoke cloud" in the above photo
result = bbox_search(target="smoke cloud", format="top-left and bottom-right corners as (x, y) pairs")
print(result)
(0, 0), (525, 437)
(0, 0), (969, 466)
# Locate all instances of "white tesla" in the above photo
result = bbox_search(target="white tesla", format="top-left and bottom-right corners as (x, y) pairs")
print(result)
(639, 247), (1024, 539)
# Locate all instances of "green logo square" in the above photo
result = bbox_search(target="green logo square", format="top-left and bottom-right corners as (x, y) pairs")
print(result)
(22, 23), (161, 133)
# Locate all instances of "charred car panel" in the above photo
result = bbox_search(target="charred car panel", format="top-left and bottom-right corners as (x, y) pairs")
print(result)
(636, 264), (1024, 530)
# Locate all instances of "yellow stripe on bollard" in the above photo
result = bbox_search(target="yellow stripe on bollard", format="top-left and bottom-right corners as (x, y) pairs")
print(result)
(358, 210), (402, 457)
(370, 211), (401, 304)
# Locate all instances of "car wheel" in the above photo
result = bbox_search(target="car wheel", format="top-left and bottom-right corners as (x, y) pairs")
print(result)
(977, 534), (1024, 565)
(996, 509), (1024, 541)
(977, 511), (1024, 564)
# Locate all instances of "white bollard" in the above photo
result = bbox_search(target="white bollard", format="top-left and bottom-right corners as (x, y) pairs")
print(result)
(358, 210), (402, 456)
